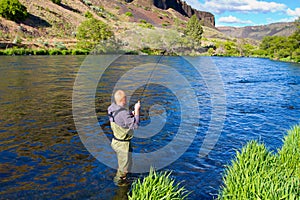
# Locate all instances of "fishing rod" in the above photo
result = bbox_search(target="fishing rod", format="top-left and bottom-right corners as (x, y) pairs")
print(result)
(139, 50), (166, 101)
(130, 50), (166, 113)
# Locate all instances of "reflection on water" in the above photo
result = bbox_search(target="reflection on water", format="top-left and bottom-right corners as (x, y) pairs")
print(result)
(0, 56), (299, 199)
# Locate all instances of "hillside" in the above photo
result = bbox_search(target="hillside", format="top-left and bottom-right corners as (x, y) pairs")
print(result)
(1, 0), (297, 57)
(0, 0), (219, 50)
(218, 22), (297, 40)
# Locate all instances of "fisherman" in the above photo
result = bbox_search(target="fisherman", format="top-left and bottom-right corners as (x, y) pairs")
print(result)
(108, 90), (141, 186)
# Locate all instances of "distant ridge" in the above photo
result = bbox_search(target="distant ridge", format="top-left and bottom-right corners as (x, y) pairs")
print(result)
(217, 22), (297, 40)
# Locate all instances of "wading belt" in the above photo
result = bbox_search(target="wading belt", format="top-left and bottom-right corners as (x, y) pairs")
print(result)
(113, 137), (131, 142)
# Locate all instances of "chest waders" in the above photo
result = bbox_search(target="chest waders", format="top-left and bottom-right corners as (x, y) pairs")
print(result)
(110, 121), (133, 180)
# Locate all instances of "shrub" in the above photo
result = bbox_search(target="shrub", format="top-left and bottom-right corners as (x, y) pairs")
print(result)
(207, 47), (215, 55)
(54, 41), (67, 50)
(34, 49), (47, 55)
(49, 49), (62, 55)
(219, 125), (300, 199)
(76, 18), (114, 50)
(0, 0), (28, 21)
(125, 12), (133, 17)
(84, 11), (93, 18)
(138, 20), (154, 29)
(51, 0), (61, 5)
(128, 168), (190, 200)
(71, 49), (89, 55)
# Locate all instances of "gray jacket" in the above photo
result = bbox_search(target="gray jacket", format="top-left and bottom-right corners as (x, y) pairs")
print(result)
(108, 103), (139, 130)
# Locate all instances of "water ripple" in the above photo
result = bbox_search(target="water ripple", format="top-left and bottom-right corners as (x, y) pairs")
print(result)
(0, 56), (299, 199)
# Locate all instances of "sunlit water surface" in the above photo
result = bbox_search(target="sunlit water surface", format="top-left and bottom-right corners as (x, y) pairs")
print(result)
(0, 55), (299, 199)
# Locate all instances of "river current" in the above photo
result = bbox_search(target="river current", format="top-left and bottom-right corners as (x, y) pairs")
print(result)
(0, 55), (299, 199)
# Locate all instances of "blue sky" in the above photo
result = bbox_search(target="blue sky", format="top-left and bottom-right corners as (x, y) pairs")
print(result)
(184, 0), (300, 27)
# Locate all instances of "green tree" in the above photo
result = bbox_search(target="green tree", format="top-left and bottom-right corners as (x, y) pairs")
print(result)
(0, 0), (28, 22)
(184, 14), (203, 46)
(76, 18), (114, 50)
(224, 40), (239, 56)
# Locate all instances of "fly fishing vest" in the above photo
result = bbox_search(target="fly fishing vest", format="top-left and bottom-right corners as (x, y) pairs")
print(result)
(110, 122), (133, 142)
(109, 107), (134, 142)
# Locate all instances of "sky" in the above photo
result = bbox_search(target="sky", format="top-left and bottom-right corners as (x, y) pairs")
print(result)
(184, 0), (300, 27)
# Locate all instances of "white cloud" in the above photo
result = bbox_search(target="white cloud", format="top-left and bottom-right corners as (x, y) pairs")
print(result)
(218, 15), (253, 24)
(266, 17), (294, 24)
(184, 0), (287, 14)
(287, 8), (300, 17)
(184, 0), (203, 11)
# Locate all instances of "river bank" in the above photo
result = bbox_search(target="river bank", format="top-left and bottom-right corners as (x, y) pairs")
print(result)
(1, 47), (299, 64)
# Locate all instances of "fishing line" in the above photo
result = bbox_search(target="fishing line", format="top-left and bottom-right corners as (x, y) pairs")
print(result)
(138, 50), (166, 102)
(129, 50), (166, 114)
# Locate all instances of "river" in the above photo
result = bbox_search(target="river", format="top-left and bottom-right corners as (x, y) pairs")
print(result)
(0, 55), (299, 199)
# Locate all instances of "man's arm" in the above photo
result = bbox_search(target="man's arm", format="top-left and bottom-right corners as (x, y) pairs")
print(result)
(126, 101), (140, 129)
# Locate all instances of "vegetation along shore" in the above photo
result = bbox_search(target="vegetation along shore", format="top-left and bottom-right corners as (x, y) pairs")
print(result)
(0, 0), (299, 62)
(129, 125), (300, 199)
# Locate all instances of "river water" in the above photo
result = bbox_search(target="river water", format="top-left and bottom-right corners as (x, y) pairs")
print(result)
(0, 55), (299, 199)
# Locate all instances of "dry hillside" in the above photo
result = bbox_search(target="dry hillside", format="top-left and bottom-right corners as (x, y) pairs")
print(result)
(0, 0), (295, 51)
(0, 0), (226, 50)
(218, 22), (297, 40)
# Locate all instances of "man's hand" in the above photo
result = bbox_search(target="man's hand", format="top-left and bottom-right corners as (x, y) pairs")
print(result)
(134, 101), (141, 110)
(134, 101), (140, 116)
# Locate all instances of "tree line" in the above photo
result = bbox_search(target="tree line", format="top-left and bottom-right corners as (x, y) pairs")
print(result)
(259, 17), (300, 62)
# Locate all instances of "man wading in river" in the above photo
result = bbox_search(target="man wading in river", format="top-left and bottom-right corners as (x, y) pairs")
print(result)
(108, 90), (141, 186)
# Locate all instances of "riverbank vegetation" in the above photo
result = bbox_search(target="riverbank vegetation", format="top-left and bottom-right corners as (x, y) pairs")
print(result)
(0, 0), (299, 63)
(128, 168), (190, 200)
(219, 125), (300, 199)
(257, 18), (300, 62)
(0, 0), (28, 22)
(0, 47), (89, 55)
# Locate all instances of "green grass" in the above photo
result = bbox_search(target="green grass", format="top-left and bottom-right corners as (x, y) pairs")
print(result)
(219, 125), (300, 199)
(128, 168), (190, 200)
(0, 48), (90, 56)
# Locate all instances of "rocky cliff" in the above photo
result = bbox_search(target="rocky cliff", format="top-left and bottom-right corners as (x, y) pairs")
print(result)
(126, 0), (215, 27)
(156, 0), (214, 27)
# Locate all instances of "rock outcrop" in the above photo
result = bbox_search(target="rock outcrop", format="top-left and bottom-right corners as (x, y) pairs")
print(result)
(126, 0), (215, 27)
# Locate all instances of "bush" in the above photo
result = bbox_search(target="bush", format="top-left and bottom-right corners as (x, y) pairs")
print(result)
(76, 18), (113, 50)
(84, 11), (93, 18)
(34, 49), (47, 55)
(51, 0), (61, 5)
(128, 168), (190, 200)
(71, 49), (89, 55)
(49, 49), (62, 55)
(138, 20), (154, 29)
(219, 125), (300, 199)
(54, 41), (67, 50)
(0, 0), (28, 21)
(125, 12), (133, 17)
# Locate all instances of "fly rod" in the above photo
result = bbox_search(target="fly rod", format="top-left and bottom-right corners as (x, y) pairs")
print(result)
(130, 50), (166, 113)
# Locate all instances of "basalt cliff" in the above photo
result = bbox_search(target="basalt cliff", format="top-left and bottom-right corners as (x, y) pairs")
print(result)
(126, 0), (215, 27)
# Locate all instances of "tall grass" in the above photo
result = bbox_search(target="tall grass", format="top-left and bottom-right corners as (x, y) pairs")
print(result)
(128, 168), (190, 200)
(219, 125), (300, 199)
